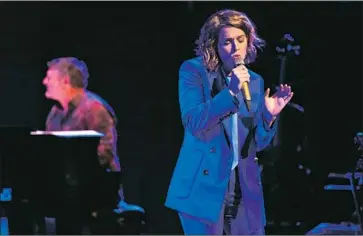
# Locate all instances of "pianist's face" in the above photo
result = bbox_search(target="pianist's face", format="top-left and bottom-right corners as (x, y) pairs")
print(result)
(43, 68), (68, 101)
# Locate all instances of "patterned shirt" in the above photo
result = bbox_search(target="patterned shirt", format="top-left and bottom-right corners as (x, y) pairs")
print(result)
(46, 90), (121, 172)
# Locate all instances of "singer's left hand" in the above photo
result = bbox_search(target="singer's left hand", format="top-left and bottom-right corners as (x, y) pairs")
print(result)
(264, 84), (294, 117)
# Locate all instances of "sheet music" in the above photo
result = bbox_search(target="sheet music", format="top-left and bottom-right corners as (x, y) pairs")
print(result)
(30, 130), (104, 138)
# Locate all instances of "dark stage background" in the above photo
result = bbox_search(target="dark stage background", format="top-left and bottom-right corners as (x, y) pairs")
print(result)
(0, 1), (362, 234)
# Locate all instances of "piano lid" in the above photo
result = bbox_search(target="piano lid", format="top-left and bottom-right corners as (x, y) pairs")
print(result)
(30, 130), (104, 138)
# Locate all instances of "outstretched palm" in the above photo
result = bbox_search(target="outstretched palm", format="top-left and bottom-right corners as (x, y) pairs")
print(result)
(264, 84), (294, 116)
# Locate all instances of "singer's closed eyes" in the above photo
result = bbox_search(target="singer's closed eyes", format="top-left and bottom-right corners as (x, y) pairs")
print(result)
(165, 9), (293, 235)
(220, 34), (247, 47)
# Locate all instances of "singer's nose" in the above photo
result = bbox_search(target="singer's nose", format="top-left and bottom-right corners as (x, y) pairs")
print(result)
(232, 41), (239, 52)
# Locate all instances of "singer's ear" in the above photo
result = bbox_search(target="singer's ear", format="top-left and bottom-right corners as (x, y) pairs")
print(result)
(264, 88), (270, 97)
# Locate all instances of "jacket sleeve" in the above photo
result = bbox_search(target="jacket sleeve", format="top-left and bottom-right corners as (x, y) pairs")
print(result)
(254, 78), (277, 151)
(179, 59), (239, 136)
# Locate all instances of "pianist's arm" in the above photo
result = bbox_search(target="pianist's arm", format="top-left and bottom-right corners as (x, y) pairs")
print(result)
(87, 102), (121, 172)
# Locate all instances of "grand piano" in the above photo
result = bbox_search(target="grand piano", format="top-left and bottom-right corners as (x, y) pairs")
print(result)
(1, 127), (123, 234)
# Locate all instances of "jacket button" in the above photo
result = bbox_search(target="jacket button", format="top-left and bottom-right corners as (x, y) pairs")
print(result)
(203, 170), (209, 175)
(210, 147), (216, 153)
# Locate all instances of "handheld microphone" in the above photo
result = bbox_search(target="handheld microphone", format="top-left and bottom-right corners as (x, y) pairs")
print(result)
(234, 58), (251, 111)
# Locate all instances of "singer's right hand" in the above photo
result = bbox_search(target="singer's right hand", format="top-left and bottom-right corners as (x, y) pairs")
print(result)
(228, 65), (250, 95)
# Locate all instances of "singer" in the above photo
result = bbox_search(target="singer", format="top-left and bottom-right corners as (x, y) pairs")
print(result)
(165, 9), (293, 235)
(42, 57), (121, 234)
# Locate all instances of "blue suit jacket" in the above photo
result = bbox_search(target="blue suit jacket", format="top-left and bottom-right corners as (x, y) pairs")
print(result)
(165, 57), (276, 230)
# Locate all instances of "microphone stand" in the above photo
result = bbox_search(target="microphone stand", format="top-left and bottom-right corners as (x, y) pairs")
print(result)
(273, 33), (301, 149)
(350, 132), (363, 234)
(350, 153), (363, 234)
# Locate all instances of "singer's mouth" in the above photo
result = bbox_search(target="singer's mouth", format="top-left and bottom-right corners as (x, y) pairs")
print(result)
(232, 55), (242, 59)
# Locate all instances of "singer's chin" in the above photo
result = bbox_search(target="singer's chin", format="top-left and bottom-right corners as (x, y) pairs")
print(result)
(233, 57), (244, 66)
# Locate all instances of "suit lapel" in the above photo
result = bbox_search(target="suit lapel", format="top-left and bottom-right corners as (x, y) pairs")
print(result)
(207, 68), (233, 149)
(206, 66), (261, 113)
(203, 61), (262, 150)
(238, 73), (260, 117)
(212, 80), (225, 99)
(248, 72), (261, 113)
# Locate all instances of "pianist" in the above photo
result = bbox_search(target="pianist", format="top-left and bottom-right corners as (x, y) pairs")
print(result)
(43, 57), (120, 172)
(42, 57), (121, 234)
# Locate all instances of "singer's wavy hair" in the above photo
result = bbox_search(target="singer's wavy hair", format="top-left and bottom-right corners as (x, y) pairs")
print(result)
(47, 57), (89, 88)
(195, 9), (266, 72)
